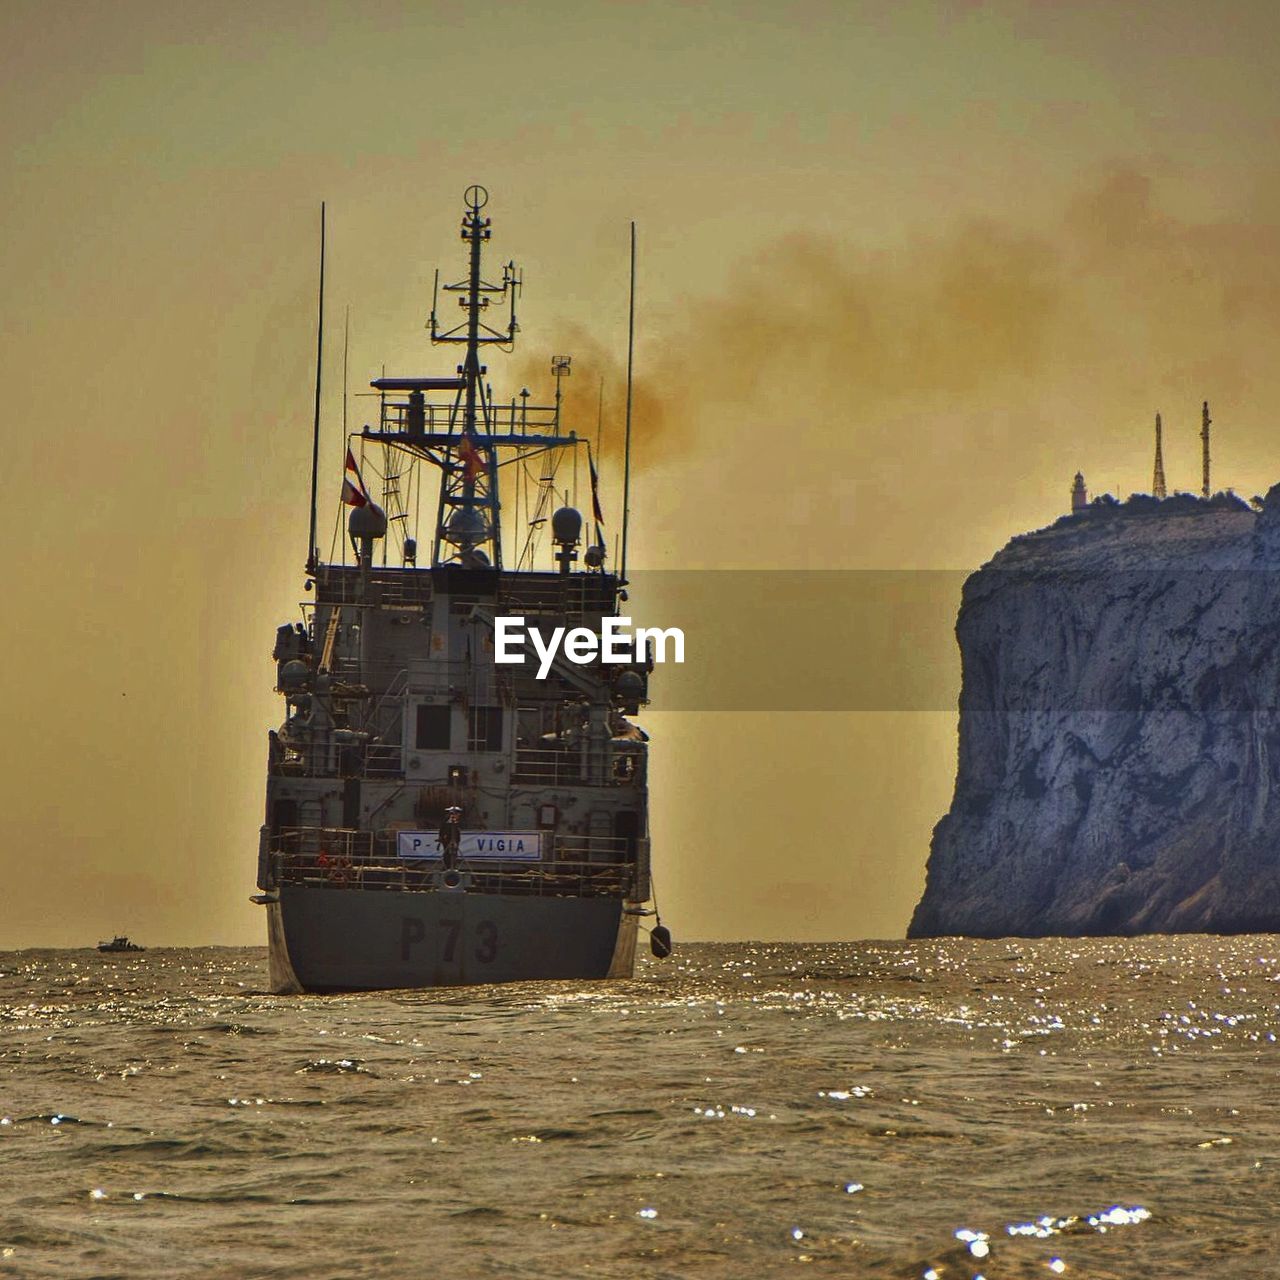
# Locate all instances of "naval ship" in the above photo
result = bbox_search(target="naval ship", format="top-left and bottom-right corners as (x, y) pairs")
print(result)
(254, 187), (666, 993)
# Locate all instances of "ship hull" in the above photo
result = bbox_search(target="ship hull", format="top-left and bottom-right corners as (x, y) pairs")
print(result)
(267, 886), (635, 993)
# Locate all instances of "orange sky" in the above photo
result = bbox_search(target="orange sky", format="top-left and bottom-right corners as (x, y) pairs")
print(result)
(2, 0), (1279, 945)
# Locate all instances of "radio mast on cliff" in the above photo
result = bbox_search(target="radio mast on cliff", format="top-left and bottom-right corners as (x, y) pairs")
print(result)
(1152, 411), (1167, 499)
(1201, 401), (1212, 499)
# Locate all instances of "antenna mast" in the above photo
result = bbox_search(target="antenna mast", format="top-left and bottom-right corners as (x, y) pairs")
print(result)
(1152, 411), (1166, 499)
(552, 355), (571, 432)
(364, 189), (580, 574)
(621, 221), (636, 583)
(1201, 400), (1212, 499)
(306, 202), (326, 574)
(426, 184), (521, 568)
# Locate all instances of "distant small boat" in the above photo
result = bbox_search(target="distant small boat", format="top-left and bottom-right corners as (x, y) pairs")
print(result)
(97, 936), (145, 953)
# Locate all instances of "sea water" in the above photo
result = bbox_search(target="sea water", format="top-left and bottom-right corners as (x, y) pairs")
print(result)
(1, 938), (1277, 1278)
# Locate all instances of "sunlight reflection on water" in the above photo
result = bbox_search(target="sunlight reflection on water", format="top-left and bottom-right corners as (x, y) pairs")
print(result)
(0, 937), (1276, 1277)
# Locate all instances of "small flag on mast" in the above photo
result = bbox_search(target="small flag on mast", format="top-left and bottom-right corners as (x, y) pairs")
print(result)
(588, 447), (606, 549)
(588, 450), (605, 527)
(341, 447), (370, 508)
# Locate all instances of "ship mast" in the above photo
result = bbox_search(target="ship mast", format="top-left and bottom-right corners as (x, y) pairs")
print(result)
(425, 184), (521, 569)
(359, 187), (593, 577)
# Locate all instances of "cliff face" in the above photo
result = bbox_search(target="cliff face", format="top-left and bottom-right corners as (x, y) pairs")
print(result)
(910, 487), (1280, 938)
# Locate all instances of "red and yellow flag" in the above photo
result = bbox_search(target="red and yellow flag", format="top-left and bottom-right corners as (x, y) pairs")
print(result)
(341, 448), (370, 507)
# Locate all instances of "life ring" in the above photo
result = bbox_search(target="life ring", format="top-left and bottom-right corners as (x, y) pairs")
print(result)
(327, 855), (353, 887)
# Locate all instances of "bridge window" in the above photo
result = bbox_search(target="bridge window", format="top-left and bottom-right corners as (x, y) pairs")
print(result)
(416, 704), (451, 750)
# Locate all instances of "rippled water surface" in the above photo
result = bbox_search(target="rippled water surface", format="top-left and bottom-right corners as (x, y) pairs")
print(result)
(2, 938), (1279, 1278)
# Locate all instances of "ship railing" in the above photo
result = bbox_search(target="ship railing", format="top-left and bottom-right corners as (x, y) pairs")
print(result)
(267, 828), (635, 898)
(283, 655), (503, 704)
(268, 742), (403, 780)
(364, 743), (404, 777)
(378, 399), (561, 436)
(512, 744), (646, 786)
(496, 577), (618, 616)
(405, 657), (502, 700)
(377, 576), (436, 609)
(269, 740), (640, 786)
(512, 746), (584, 784)
(312, 566), (435, 609)
(323, 653), (626, 704)
(310, 565), (618, 613)
(269, 827), (631, 862)
(550, 834), (633, 863)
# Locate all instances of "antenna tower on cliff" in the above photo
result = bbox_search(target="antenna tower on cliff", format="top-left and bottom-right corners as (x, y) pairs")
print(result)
(1201, 400), (1212, 499)
(1152, 411), (1167, 499)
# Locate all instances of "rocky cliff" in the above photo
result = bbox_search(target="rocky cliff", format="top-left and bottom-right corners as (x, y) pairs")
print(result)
(910, 487), (1280, 937)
